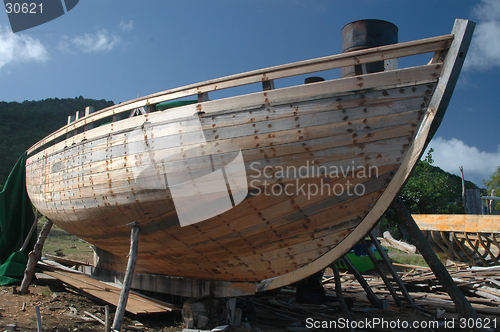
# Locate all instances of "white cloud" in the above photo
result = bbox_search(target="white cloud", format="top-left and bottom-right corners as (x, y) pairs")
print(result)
(119, 20), (134, 33)
(0, 26), (49, 70)
(464, 0), (500, 71)
(424, 137), (500, 187)
(60, 21), (133, 54)
(72, 28), (121, 53)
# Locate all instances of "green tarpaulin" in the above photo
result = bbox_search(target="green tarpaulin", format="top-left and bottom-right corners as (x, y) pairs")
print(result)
(0, 152), (36, 285)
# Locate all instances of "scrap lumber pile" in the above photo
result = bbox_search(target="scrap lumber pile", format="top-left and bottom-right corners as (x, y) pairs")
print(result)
(239, 265), (499, 330)
(322, 264), (500, 316)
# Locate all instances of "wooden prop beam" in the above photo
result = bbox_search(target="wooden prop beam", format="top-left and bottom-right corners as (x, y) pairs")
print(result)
(19, 219), (53, 295)
(112, 224), (140, 331)
(361, 238), (403, 306)
(341, 257), (386, 309)
(391, 197), (479, 320)
(20, 210), (39, 252)
(35, 305), (42, 332)
(368, 231), (414, 305)
(331, 263), (353, 323)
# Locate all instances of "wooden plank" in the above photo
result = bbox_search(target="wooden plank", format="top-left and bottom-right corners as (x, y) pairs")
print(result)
(28, 83), (428, 191)
(33, 82), (432, 160)
(45, 254), (92, 266)
(33, 126), (417, 206)
(34, 91), (428, 169)
(27, 63), (440, 156)
(27, 34), (451, 155)
(40, 266), (175, 314)
(412, 215), (500, 233)
(26, 102), (421, 207)
(28, 101), (425, 184)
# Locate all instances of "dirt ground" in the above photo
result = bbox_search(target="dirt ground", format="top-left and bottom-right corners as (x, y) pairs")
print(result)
(3, 224), (498, 332)
(1, 281), (293, 332)
(0, 279), (481, 332)
(0, 282), (186, 332)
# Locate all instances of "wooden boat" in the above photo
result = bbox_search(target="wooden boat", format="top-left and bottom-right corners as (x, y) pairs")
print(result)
(25, 19), (474, 296)
(414, 214), (500, 267)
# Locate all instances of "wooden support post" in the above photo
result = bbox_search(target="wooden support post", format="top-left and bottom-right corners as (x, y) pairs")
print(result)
(226, 297), (239, 326)
(35, 305), (42, 332)
(84, 106), (95, 131)
(341, 256), (386, 309)
(392, 197), (479, 319)
(105, 305), (110, 332)
(20, 210), (39, 252)
(368, 231), (414, 305)
(459, 166), (466, 211)
(198, 92), (209, 103)
(19, 219), (53, 295)
(111, 223), (140, 331)
(361, 238), (403, 306)
(331, 263), (352, 324)
(262, 80), (275, 91)
(66, 115), (75, 139)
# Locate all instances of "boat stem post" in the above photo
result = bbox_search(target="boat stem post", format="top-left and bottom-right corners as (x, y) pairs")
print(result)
(112, 222), (140, 331)
(391, 197), (479, 320)
(19, 219), (53, 295)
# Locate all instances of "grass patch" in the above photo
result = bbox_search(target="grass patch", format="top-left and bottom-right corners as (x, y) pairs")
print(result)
(387, 247), (449, 270)
(38, 219), (94, 263)
(388, 247), (429, 267)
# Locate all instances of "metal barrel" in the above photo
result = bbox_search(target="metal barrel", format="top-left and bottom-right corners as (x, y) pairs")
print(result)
(341, 19), (398, 78)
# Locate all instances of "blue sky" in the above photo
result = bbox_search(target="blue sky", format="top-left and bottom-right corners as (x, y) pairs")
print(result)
(1, 0), (499, 187)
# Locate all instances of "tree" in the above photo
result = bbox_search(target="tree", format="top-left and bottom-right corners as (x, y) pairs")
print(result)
(380, 149), (479, 237)
(400, 149), (467, 214)
(0, 97), (114, 185)
(483, 166), (500, 211)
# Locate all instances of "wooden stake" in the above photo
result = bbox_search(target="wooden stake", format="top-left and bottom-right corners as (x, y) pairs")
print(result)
(331, 263), (352, 325)
(19, 219), (53, 295)
(20, 210), (39, 252)
(391, 197), (479, 320)
(35, 306), (42, 332)
(84, 311), (106, 325)
(105, 305), (110, 332)
(459, 166), (466, 211)
(111, 224), (140, 331)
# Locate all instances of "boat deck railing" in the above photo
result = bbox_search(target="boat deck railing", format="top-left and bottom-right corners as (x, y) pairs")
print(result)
(27, 33), (454, 157)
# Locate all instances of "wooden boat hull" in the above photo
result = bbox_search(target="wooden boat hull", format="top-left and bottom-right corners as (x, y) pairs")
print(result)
(25, 20), (474, 292)
(414, 214), (500, 266)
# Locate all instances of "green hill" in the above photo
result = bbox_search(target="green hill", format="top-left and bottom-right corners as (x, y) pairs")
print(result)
(0, 97), (114, 186)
